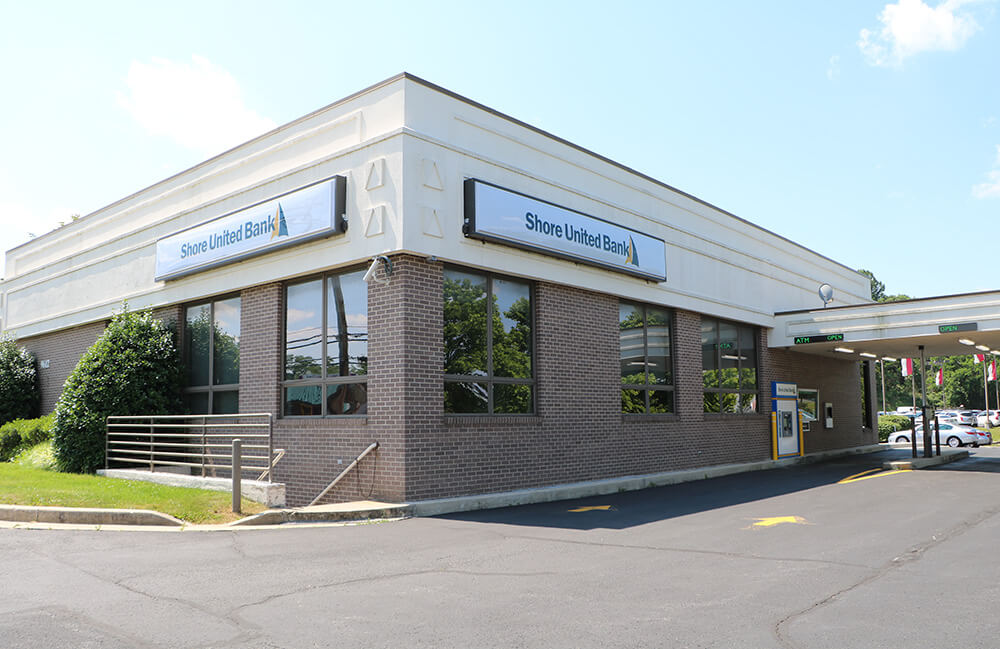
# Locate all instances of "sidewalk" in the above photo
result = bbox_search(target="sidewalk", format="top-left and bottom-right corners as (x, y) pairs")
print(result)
(0, 444), (968, 531)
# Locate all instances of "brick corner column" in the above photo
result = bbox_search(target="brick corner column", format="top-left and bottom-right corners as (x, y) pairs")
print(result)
(239, 283), (283, 417)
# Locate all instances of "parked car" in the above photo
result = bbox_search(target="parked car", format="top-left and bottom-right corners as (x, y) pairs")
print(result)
(978, 429), (992, 446)
(952, 410), (979, 426)
(887, 421), (980, 447)
(977, 410), (1000, 427)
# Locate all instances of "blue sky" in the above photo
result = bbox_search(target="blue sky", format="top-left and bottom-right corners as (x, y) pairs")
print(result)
(2, 0), (998, 300)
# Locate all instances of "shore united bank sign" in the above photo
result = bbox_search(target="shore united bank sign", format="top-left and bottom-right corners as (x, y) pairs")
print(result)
(463, 179), (667, 281)
(155, 176), (347, 281)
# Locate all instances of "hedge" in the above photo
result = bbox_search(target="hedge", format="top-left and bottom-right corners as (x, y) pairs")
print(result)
(52, 306), (182, 473)
(0, 414), (54, 462)
(0, 335), (39, 426)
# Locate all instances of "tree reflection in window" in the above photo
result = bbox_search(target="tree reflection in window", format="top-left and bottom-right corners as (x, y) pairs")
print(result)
(620, 302), (674, 414)
(283, 270), (367, 416)
(444, 269), (532, 414)
(702, 317), (757, 414)
(183, 296), (240, 414)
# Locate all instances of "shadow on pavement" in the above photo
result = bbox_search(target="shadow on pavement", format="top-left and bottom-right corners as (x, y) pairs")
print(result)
(437, 449), (953, 531)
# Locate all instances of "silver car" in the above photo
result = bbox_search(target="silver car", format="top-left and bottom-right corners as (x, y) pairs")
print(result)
(887, 421), (980, 448)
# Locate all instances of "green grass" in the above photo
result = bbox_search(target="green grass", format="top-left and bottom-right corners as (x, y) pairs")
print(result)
(0, 461), (266, 524)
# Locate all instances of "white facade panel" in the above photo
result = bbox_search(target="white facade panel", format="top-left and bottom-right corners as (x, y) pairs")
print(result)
(2, 74), (869, 340)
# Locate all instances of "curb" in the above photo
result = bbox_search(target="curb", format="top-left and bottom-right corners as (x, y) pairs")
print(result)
(0, 504), (184, 527)
(0, 444), (888, 529)
(882, 449), (970, 470)
(230, 504), (411, 526)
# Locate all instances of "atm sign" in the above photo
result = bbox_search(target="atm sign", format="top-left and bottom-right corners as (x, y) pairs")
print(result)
(794, 334), (845, 345)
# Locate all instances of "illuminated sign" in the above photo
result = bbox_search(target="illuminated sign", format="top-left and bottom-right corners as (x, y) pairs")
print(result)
(155, 176), (346, 281)
(793, 334), (844, 345)
(463, 179), (667, 281)
(938, 323), (977, 334)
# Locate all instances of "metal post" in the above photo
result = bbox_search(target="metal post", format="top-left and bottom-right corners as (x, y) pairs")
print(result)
(267, 414), (274, 483)
(879, 359), (887, 416)
(232, 439), (242, 514)
(934, 415), (941, 456)
(910, 415), (917, 458)
(919, 346), (931, 458)
(983, 361), (990, 415)
(201, 416), (207, 477)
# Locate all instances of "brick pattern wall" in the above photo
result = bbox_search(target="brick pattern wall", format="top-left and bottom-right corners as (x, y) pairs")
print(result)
(256, 255), (876, 505)
(9, 255), (876, 505)
(19, 321), (106, 414)
(760, 344), (877, 453)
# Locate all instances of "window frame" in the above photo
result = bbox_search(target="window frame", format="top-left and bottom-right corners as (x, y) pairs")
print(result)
(182, 293), (241, 415)
(282, 267), (369, 418)
(799, 388), (819, 432)
(443, 265), (536, 416)
(701, 317), (759, 415)
(619, 301), (676, 415)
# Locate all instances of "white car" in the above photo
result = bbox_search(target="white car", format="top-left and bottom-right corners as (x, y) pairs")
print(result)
(887, 421), (980, 448)
(977, 410), (1000, 427)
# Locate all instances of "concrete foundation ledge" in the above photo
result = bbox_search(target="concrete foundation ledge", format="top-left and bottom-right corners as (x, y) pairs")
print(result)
(409, 444), (885, 517)
(98, 469), (286, 507)
(230, 501), (410, 526)
(882, 449), (969, 470)
(0, 504), (183, 526)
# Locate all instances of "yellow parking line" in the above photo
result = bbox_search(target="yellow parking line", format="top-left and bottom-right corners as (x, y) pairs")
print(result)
(568, 505), (613, 513)
(748, 516), (811, 528)
(837, 468), (911, 484)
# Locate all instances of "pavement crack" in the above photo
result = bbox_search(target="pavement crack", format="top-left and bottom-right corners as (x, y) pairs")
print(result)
(506, 534), (872, 570)
(230, 567), (560, 613)
(773, 503), (1000, 648)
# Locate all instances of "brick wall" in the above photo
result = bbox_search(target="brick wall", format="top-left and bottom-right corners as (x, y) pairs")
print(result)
(12, 255), (875, 506)
(261, 255), (876, 505)
(761, 345), (877, 453)
(19, 321), (106, 414)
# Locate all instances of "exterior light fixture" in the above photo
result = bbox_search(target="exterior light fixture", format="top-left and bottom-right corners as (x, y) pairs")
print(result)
(833, 347), (854, 354)
(882, 356), (897, 362)
(859, 352), (877, 358)
(976, 345), (991, 352)
(958, 338), (975, 346)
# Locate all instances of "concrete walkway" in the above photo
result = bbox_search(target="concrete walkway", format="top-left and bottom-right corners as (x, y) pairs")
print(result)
(0, 443), (968, 531)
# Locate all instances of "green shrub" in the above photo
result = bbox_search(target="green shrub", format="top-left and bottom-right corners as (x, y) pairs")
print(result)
(52, 306), (183, 474)
(878, 414), (913, 442)
(0, 414), (54, 461)
(0, 335), (39, 426)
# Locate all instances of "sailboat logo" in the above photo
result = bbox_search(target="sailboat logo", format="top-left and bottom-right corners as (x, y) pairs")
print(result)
(271, 204), (289, 239)
(625, 236), (639, 266)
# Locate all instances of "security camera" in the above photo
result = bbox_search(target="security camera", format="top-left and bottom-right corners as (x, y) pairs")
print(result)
(363, 256), (393, 285)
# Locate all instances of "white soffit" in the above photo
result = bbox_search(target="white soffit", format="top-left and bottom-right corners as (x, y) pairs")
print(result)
(771, 291), (1000, 359)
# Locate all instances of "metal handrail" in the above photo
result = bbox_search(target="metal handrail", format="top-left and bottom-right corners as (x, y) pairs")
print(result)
(105, 413), (282, 482)
(308, 442), (378, 506)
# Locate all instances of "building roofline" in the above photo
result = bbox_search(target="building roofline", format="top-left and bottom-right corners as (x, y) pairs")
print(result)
(9, 71), (864, 280)
(774, 288), (1000, 316)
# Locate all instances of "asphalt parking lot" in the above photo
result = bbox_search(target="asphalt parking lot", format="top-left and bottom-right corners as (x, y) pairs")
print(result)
(3, 446), (1000, 648)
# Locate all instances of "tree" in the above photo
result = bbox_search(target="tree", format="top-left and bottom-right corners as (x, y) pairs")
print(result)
(0, 335), (39, 425)
(52, 306), (183, 473)
(857, 269), (885, 302)
(856, 269), (912, 303)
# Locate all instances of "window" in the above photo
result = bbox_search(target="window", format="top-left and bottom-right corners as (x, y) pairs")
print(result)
(184, 296), (240, 414)
(283, 269), (368, 416)
(620, 302), (674, 414)
(702, 317), (758, 413)
(799, 388), (818, 432)
(443, 267), (533, 414)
